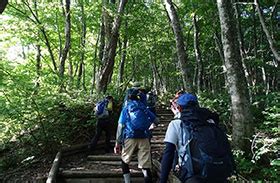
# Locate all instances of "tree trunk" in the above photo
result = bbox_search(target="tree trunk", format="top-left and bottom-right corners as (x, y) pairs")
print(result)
(150, 51), (160, 94)
(80, 0), (86, 91)
(59, 0), (71, 91)
(96, 0), (128, 93)
(99, 12), (106, 63)
(0, 0), (8, 14)
(164, 0), (193, 93)
(77, 61), (83, 89)
(255, 0), (280, 66)
(90, 33), (100, 96)
(35, 44), (41, 89)
(118, 20), (128, 87)
(234, 1), (252, 101)
(193, 14), (203, 94)
(68, 50), (73, 86)
(34, 0), (41, 89)
(217, 0), (253, 152)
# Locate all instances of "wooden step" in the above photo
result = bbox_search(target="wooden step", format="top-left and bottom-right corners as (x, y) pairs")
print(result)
(61, 170), (143, 178)
(63, 177), (145, 183)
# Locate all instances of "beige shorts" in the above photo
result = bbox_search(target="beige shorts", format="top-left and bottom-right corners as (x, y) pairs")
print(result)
(121, 138), (152, 169)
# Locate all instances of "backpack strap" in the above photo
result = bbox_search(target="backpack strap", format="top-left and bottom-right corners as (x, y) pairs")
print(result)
(179, 120), (194, 178)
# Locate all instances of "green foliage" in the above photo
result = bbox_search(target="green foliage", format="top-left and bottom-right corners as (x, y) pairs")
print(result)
(234, 92), (280, 181)
(198, 92), (231, 128)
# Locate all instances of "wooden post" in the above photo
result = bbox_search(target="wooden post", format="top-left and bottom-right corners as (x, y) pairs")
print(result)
(46, 151), (62, 183)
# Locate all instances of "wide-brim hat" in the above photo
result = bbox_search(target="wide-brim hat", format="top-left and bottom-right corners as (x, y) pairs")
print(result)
(131, 81), (142, 88)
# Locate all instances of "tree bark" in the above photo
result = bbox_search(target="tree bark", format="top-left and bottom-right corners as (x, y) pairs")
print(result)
(96, 0), (128, 93)
(77, 61), (83, 89)
(59, 0), (71, 90)
(255, 0), (280, 66)
(164, 0), (193, 93)
(35, 44), (41, 89)
(90, 33), (100, 96)
(99, 11), (106, 63)
(0, 0), (8, 14)
(193, 13), (203, 94)
(118, 20), (128, 87)
(34, 0), (41, 89)
(217, 0), (253, 152)
(234, 1), (252, 101)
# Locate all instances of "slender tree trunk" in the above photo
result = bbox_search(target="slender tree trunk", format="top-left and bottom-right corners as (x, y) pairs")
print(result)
(59, 0), (71, 91)
(35, 44), (41, 89)
(68, 50), (73, 86)
(34, 0), (41, 90)
(150, 51), (160, 94)
(80, 0), (86, 91)
(251, 4), (258, 89)
(77, 61), (83, 89)
(164, 0), (193, 93)
(255, 0), (280, 65)
(118, 20), (128, 87)
(193, 14), (203, 94)
(217, 0), (253, 152)
(90, 33), (100, 96)
(269, 0), (278, 40)
(96, 0), (128, 93)
(99, 12), (106, 63)
(234, 1), (252, 101)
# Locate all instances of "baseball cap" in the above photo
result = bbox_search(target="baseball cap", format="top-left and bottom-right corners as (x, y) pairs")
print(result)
(176, 93), (198, 107)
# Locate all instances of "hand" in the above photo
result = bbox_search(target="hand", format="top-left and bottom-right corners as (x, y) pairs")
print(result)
(171, 103), (179, 115)
(149, 123), (156, 130)
(114, 143), (121, 154)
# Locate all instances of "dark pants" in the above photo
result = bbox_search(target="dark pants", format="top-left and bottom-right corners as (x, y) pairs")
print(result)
(89, 119), (112, 153)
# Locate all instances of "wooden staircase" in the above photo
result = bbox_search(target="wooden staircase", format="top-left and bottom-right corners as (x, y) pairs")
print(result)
(47, 105), (180, 183)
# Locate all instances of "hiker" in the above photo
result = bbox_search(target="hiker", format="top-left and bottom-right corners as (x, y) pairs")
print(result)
(89, 95), (114, 153)
(114, 89), (159, 183)
(160, 93), (235, 183)
(170, 90), (185, 117)
(124, 81), (146, 105)
(146, 91), (157, 115)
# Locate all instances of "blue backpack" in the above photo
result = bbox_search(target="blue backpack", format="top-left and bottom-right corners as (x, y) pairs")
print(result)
(178, 109), (235, 182)
(95, 99), (109, 119)
(124, 100), (154, 138)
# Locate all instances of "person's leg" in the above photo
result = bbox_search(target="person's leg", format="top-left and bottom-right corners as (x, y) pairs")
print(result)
(89, 121), (102, 150)
(121, 139), (137, 183)
(103, 122), (112, 153)
(185, 176), (206, 183)
(122, 160), (131, 183)
(137, 139), (153, 182)
(142, 168), (152, 183)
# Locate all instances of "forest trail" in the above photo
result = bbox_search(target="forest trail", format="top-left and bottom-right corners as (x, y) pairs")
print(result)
(48, 105), (180, 183)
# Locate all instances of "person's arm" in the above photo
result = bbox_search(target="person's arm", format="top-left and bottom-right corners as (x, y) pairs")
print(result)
(114, 108), (126, 154)
(160, 121), (179, 183)
(160, 142), (176, 183)
(115, 123), (124, 144)
(147, 109), (159, 130)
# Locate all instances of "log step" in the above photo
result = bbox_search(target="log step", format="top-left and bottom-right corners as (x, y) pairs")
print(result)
(61, 170), (143, 178)
(63, 177), (145, 183)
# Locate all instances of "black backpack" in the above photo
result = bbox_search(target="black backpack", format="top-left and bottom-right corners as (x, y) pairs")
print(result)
(146, 92), (156, 107)
(178, 108), (235, 182)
